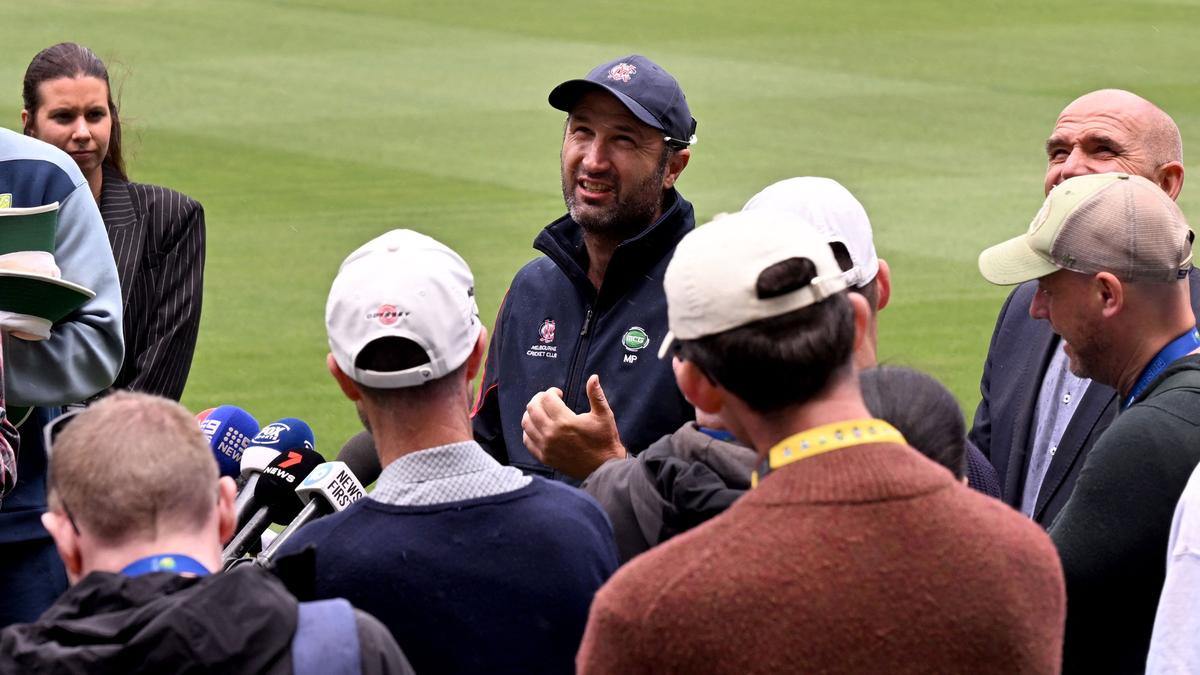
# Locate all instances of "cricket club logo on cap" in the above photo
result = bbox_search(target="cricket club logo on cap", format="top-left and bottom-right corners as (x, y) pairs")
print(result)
(607, 63), (637, 83)
(366, 304), (406, 326)
(539, 318), (556, 344)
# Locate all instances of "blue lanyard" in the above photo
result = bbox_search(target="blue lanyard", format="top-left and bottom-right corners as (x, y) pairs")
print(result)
(120, 554), (210, 578)
(1123, 327), (1200, 410)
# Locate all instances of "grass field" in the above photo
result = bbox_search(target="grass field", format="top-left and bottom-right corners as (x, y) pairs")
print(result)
(2, 1), (1199, 457)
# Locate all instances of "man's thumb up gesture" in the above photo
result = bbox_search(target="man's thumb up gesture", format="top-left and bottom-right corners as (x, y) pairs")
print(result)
(522, 374), (626, 480)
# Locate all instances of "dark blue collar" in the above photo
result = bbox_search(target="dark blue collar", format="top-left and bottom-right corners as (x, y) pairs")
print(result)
(121, 554), (210, 577)
(1123, 327), (1200, 410)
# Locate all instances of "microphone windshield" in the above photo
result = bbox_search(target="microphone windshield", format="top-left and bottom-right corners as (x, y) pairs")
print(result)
(254, 446), (324, 524)
(336, 431), (381, 486)
(198, 406), (260, 478)
(247, 418), (316, 454)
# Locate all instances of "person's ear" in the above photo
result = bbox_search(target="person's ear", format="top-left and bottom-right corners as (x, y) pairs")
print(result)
(673, 357), (722, 414)
(661, 148), (690, 190)
(874, 258), (892, 311)
(327, 353), (363, 402)
(849, 292), (873, 355)
(1155, 161), (1185, 201)
(216, 477), (237, 545)
(20, 110), (32, 136)
(1094, 272), (1124, 319)
(465, 327), (488, 381)
(42, 510), (82, 583)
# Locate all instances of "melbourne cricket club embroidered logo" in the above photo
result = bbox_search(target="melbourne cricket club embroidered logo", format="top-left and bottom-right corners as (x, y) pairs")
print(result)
(527, 318), (559, 359)
(607, 63), (637, 83)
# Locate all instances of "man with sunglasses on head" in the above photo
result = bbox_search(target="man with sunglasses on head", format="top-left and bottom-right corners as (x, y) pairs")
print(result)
(471, 55), (698, 483)
(0, 392), (412, 674)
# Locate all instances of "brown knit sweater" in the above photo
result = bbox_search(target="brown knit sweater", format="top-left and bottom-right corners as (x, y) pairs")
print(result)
(577, 442), (1065, 674)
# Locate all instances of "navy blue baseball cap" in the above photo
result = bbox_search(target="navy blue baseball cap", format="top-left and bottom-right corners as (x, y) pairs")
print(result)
(549, 55), (697, 147)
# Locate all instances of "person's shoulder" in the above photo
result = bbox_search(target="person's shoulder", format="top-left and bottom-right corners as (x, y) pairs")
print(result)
(940, 480), (1063, 573)
(510, 255), (559, 282)
(125, 179), (203, 219)
(1106, 381), (1200, 446)
(351, 607), (416, 675)
(0, 128), (87, 189)
(590, 514), (719, 619)
(278, 499), (371, 553)
(992, 281), (1040, 330)
(526, 475), (606, 511)
(516, 478), (616, 542)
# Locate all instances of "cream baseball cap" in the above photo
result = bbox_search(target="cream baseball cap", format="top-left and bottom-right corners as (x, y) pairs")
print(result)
(979, 172), (1193, 285)
(326, 229), (481, 388)
(658, 210), (848, 359)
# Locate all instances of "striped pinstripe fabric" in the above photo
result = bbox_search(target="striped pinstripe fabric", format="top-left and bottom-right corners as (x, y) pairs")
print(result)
(98, 163), (205, 401)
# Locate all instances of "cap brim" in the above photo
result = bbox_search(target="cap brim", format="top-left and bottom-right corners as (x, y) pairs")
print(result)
(0, 271), (94, 322)
(657, 331), (676, 360)
(978, 236), (1061, 286)
(548, 80), (665, 133)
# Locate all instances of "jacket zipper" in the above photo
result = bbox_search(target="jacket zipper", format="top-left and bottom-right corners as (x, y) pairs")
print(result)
(563, 307), (595, 410)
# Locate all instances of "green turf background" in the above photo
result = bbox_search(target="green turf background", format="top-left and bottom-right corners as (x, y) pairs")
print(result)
(2, 1), (1198, 456)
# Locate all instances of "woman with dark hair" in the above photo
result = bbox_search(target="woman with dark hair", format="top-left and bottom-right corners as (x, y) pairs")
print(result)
(860, 365), (1001, 497)
(21, 42), (204, 400)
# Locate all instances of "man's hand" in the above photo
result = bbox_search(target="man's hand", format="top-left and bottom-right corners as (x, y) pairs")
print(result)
(522, 374), (626, 480)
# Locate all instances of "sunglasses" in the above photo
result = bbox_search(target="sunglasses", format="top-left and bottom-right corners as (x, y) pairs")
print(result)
(43, 408), (85, 536)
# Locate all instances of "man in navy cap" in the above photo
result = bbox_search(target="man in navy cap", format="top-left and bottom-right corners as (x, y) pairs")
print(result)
(472, 55), (698, 482)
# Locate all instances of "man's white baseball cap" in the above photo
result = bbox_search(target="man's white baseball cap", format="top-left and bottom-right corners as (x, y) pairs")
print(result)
(326, 229), (481, 388)
(657, 210), (848, 359)
(742, 177), (880, 288)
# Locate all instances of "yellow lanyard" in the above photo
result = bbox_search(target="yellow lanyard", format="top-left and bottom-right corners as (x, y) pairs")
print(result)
(751, 418), (906, 488)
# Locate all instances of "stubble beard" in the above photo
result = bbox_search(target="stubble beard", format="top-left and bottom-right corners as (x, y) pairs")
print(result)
(562, 152), (670, 242)
(1064, 330), (1110, 385)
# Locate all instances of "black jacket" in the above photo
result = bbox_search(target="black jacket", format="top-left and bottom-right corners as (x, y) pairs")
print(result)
(473, 190), (696, 479)
(98, 163), (205, 401)
(1049, 354), (1200, 674)
(0, 565), (409, 675)
(582, 423), (756, 563)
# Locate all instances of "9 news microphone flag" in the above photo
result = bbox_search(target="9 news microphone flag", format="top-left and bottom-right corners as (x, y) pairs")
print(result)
(198, 405), (260, 477)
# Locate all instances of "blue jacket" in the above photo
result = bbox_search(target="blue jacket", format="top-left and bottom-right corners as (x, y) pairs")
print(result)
(473, 189), (696, 480)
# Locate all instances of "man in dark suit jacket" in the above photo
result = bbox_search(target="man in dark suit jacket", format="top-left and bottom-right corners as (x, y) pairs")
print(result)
(970, 88), (1194, 526)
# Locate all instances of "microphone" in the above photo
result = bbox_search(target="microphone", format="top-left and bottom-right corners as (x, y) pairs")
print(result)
(233, 418), (315, 531)
(198, 405), (260, 478)
(234, 444), (280, 530)
(256, 456), (368, 565)
(337, 431), (382, 486)
(222, 445), (322, 569)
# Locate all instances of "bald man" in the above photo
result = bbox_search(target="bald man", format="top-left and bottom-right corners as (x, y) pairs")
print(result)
(970, 89), (1200, 527)
(969, 89), (1195, 528)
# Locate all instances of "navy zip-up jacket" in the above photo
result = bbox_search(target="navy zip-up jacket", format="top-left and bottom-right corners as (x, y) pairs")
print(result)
(473, 189), (696, 481)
